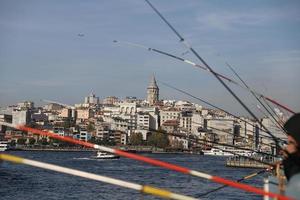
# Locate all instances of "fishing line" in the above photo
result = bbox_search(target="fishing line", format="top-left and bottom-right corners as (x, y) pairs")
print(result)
(114, 40), (295, 117)
(0, 154), (197, 200)
(225, 62), (285, 133)
(158, 80), (285, 143)
(0, 122), (290, 199)
(191, 121), (279, 152)
(196, 168), (270, 197)
(151, 130), (277, 166)
(144, 0), (283, 150)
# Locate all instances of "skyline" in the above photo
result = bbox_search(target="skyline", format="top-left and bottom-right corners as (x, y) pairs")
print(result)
(0, 0), (299, 117)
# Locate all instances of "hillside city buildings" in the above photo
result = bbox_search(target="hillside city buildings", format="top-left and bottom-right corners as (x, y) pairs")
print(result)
(0, 75), (286, 152)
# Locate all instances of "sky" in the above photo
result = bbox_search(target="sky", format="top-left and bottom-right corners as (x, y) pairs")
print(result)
(0, 0), (299, 117)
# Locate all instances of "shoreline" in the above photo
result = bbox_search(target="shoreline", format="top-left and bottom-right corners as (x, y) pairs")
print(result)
(7, 147), (194, 154)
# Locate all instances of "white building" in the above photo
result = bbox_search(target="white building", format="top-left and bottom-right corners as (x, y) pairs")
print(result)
(206, 117), (235, 143)
(119, 102), (137, 115)
(79, 129), (91, 141)
(103, 96), (119, 105)
(84, 93), (99, 105)
(12, 110), (31, 126)
(180, 111), (193, 133)
(137, 112), (150, 130)
(160, 108), (180, 125)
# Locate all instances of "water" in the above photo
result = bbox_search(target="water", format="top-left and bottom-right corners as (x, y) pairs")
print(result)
(0, 151), (264, 200)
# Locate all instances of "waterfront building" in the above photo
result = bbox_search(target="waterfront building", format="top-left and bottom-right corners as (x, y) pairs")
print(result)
(79, 129), (91, 141)
(95, 122), (111, 140)
(161, 119), (179, 133)
(206, 117), (235, 144)
(137, 112), (150, 130)
(180, 111), (193, 133)
(191, 112), (203, 134)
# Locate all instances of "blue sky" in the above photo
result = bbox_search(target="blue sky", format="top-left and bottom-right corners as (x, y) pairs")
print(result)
(0, 0), (299, 116)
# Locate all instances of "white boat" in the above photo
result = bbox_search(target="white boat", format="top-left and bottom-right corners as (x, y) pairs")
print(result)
(94, 151), (120, 159)
(203, 147), (253, 157)
(0, 141), (9, 151)
(203, 148), (233, 156)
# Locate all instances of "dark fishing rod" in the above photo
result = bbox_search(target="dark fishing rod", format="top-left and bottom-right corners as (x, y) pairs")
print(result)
(150, 129), (276, 166)
(191, 139), (274, 166)
(256, 104), (285, 134)
(159, 80), (286, 143)
(262, 96), (286, 123)
(192, 120), (279, 151)
(113, 40), (295, 116)
(144, 0), (282, 150)
(225, 62), (286, 133)
(196, 168), (270, 197)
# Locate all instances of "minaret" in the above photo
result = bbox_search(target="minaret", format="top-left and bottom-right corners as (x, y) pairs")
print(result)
(147, 75), (159, 106)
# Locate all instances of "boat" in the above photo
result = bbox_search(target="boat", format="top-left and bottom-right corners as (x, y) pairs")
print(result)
(202, 146), (254, 157)
(0, 141), (9, 151)
(94, 151), (120, 159)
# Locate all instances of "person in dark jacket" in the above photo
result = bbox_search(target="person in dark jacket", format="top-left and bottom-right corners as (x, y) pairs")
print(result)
(282, 113), (300, 198)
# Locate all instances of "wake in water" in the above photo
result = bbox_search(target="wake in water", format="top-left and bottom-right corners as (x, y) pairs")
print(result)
(72, 157), (119, 161)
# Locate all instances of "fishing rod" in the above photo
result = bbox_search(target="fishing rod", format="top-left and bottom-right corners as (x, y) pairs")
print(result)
(225, 62), (285, 133)
(159, 80), (285, 143)
(151, 130), (277, 166)
(0, 122), (290, 199)
(144, 0), (283, 150)
(256, 104), (285, 134)
(0, 154), (196, 200)
(194, 139), (275, 166)
(113, 39), (295, 116)
(191, 121), (279, 153)
(262, 97), (286, 124)
(197, 168), (271, 197)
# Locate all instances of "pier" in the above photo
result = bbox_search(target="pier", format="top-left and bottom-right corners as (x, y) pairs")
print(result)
(226, 156), (273, 169)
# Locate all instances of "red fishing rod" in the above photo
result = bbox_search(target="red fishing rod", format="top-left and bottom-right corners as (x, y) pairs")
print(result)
(113, 40), (295, 116)
(0, 122), (291, 199)
(144, 0), (287, 151)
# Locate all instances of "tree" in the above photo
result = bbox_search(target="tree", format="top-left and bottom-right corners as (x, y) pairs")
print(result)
(63, 120), (71, 128)
(10, 140), (16, 147)
(147, 132), (169, 149)
(38, 138), (49, 146)
(129, 132), (143, 145)
(87, 123), (95, 133)
(29, 138), (36, 145)
(17, 137), (27, 145)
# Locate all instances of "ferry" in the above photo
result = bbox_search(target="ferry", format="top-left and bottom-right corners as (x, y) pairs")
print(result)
(202, 147), (254, 157)
(0, 141), (9, 151)
(94, 151), (120, 159)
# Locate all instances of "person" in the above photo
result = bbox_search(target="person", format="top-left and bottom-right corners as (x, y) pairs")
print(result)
(282, 113), (300, 198)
